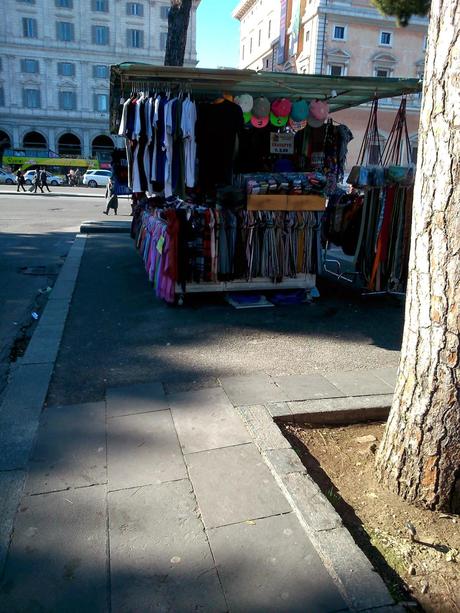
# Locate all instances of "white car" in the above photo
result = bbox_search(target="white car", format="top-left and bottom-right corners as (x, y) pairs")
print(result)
(83, 169), (112, 188)
(0, 169), (16, 184)
(23, 170), (66, 186)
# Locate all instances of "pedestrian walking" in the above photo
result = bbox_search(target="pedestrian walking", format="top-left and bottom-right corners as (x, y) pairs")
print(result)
(33, 169), (44, 193)
(40, 168), (51, 192)
(16, 169), (26, 192)
(103, 178), (118, 215)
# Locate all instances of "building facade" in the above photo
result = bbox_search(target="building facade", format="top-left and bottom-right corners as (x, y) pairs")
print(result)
(0, 0), (199, 161)
(233, 0), (428, 166)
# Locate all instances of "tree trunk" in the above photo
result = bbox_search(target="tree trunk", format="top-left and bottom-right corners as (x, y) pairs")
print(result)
(164, 0), (193, 67)
(375, 0), (460, 513)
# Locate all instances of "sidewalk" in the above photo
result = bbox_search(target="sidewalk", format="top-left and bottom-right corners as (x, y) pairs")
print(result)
(0, 187), (130, 199)
(0, 232), (403, 612)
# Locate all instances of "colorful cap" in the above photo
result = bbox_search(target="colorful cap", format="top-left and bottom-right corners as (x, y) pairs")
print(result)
(290, 99), (309, 121)
(252, 96), (271, 118)
(235, 93), (254, 113)
(243, 111), (252, 124)
(309, 99), (329, 122)
(271, 98), (292, 117)
(251, 115), (269, 129)
(270, 112), (289, 127)
(288, 117), (307, 132)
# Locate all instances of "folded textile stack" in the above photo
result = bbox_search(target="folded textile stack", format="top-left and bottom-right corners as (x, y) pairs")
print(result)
(241, 172), (326, 195)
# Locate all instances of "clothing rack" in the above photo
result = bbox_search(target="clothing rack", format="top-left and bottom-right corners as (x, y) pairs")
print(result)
(132, 201), (319, 304)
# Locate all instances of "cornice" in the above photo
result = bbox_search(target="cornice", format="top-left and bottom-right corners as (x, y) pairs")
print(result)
(232, 0), (257, 20)
(303, 3), (428, 30)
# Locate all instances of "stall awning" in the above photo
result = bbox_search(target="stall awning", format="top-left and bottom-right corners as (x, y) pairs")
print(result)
(110, 63), (422, 132)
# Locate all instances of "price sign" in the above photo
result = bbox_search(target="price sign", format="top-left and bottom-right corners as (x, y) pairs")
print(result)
(270, 132), (295, 155)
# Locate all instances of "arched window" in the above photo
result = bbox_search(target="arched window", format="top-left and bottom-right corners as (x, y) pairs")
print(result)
(57, 132), (81, 156)
(0, 130), (12, 149)
(23, 131), (47, 151)
(91, 134), (114, 161)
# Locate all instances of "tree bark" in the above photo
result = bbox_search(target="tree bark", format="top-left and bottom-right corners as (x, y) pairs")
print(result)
(376, 0), (460, 513)
(164, 0), (193, 67)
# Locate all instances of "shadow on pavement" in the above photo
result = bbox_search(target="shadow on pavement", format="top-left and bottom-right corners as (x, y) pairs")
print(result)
(46, 234), (404, 406)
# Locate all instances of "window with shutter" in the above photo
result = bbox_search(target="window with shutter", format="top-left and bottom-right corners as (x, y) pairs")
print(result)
(23, 89), (41, 109)
(93, 25), (109, 45)
(22, 18), (38, 38)
(56, 21), (74, 42)
(58, 62), (75, 76)
(127, 2), (143, 16)
(93, 65), (108, 78)
(21, 59), (39, 73)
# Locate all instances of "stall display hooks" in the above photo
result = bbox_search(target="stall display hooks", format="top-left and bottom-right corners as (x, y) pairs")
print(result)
(322, 97), (414, 297)
(365, 96), (414, 297)
(322, 97), (382, 285)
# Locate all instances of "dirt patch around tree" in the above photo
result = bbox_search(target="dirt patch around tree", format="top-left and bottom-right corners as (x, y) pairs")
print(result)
(283, 421), (460, 612)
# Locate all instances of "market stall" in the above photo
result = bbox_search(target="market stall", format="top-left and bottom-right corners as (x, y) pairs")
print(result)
(109, 63), (421, 304)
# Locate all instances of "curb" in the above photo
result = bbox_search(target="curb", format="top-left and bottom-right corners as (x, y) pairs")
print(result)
(0, 189), (105, 199)
(80, 220), (131, 234)
(0, 233), (87, 576)
(0, 190), (131, 200)
(235, 399), (402, 612)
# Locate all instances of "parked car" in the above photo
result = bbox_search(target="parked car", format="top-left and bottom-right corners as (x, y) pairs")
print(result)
(22, 170), (66, 186)
(83, 169), (112, 188)
(0, 169), (16, 184)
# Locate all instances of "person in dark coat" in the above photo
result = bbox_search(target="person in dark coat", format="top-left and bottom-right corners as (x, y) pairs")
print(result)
(40, 168), (51, 192)
(33, 169), (44, 193)
(16, 169), (26, 192)
(103, 178), (118, 215)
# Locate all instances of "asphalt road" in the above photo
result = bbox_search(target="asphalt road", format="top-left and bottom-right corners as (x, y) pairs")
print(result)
(0, 190), (131, 395)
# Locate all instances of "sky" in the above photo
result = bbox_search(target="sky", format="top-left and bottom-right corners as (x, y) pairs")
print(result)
(196, 0), (240, 68)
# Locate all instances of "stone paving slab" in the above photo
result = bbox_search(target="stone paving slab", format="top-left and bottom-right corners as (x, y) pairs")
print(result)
(266, 401), (292, 418)
(106, 381), (168, 418)
(109, 480), (227, 613)
(0, 485), (108, 612)
(49, 279), (77, 301)
(323, 370), (393, 397)
(37, 300), (71, 327)
(313, 526), (395, 611)
(219, 373), (289, 405)
(371, 366), (398, 389)
(236, 404), (291, 451)
(20, 329), (61, 365)
(287, 394), (394, 421)
(0, 362), (55, 414)
(107, 409), (186, 491)
(25, 402), (106, 495)
(273, 373), (344, 402)
(208, 513), (347, 613)
(170, 387), (251, 454)
(263, 448), (307, 476)
(186, 443), (292, 529)
(0, 417), (41, 471)
(0, 470), (25, 575)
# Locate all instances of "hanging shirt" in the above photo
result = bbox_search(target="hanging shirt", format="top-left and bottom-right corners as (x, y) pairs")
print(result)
(196, 100), (244, 192)
(118, 97), (132, 137)
(181, 98), (197, 188)
(164, 97), (178, 198)
(151, 95), (161, 182)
